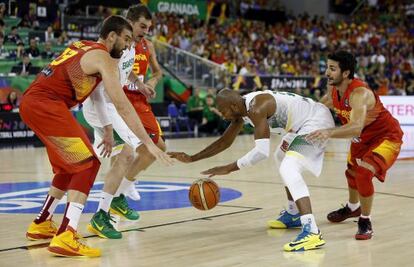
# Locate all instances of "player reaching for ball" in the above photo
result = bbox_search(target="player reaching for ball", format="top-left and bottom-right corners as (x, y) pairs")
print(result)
(169, 88), (334, 252)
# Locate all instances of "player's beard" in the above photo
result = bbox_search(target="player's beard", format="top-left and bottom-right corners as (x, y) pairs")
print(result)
(329, 75), (344, 86)
(110, 39), (124, 59)
(135, 34), (144, 42)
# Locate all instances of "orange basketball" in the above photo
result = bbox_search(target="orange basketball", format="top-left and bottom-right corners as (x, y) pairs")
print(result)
(189, 178), (220, 210)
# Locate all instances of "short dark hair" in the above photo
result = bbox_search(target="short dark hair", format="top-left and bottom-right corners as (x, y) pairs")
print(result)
(126, 4), (152, 22)
(327, 51), (356, 79)
(99, 15), (133, 39)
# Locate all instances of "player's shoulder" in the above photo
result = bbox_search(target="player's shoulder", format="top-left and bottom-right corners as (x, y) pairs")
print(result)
(349, 86), (375, 105)
(352, 86), (373, 96)
(83, 47), (110, 60)
(249, 92), (275, 114)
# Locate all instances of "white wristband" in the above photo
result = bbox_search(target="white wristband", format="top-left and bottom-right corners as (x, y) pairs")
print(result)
(236, 139), (270, 169)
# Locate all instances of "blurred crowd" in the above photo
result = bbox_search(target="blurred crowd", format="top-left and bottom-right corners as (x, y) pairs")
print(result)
(0, 0), (413, 95)
(153, 1), (414, 95)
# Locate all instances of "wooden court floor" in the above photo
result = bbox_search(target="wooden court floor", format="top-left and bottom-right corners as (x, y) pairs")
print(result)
(0, 135), (413, 267)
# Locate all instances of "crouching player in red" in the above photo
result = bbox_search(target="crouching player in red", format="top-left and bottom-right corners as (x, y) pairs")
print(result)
(307, 51), (403, 240)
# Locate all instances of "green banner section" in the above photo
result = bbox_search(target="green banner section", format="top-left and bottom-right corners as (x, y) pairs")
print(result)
(148, 0), (207, 20)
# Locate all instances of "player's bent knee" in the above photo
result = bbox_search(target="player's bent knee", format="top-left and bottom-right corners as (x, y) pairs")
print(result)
(279, 156), (309, 201)
(51, 173), (72, 191)
(67, 158), (100, 195)
(118, 146), (135, 165)
(354, 165), (374, 197)
(136, 144), (156, 161)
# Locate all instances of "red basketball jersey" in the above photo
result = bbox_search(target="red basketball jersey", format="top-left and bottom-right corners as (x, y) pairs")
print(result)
(133, 38), (151, 79)
(24, 40), (106, 108)
(331, 78), (403, 142)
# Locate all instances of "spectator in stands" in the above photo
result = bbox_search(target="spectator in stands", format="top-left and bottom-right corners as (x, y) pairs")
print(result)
(5, 26), (22, 44)
(25, 38), (40, 58)
(391, 70), (406, 95)
(41, 41), (56, 59)
(19, 14), (32, 28)
(222, 55), (237, 74)
(375, 74), (390, 96)
(14, 53), (32, 76)
(7, 91), (19, 110)
(44, 25), (56, 43)
(0, 34), (9, 59)
(211, 45), (226, 65)
(10, 41), (25, 59)
(199, 94), (222, 134)
(186, 86), (204, 125)
(56, 30), (69, 46)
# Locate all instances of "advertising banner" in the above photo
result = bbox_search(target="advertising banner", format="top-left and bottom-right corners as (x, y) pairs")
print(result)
(148, 0), (207, 20)
(0, 112), (37, 143)
(380, 96), (414, 125)
(380, 96), (414, 159)
(232, 75), (327, 90)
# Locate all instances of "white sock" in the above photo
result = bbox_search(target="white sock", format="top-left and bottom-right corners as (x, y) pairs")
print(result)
(47, 202), (59, 220)
(360, 214), (371, 220)
(97, 191), (114, 213)
(115, 177), (134, 197)
(300, 214), (319, 234)
(66, 202), (84, 230)
(287, 200), (299, 215)
(347, 201), (360, 211)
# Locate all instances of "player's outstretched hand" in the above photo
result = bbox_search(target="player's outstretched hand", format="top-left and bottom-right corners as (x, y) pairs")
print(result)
(97, 127), (114, 158)
(201, 163), (237, 177)
(143, 84), (156, 99)
(167, 152), (193, 163)
(147, 143), (174, 166)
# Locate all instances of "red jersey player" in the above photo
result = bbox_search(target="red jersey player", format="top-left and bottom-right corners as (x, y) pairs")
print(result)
(307, 51), (403, 240)
(113, 4), (166, 211)
(21, 16), (172, 258)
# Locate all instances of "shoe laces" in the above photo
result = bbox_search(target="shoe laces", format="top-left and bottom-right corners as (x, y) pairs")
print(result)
(47, 219), (58, 230)
(118, 195), (133, 213)
(279, 209), (287, 216)
(73, 234), (90, 250)
(336, 204), (351, 215)
(99, 211), (117, 230)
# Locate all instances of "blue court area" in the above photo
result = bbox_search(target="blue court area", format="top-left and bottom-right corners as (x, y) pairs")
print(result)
(0, 181), (242, 214)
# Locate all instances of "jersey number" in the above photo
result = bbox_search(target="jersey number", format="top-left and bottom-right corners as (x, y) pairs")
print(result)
(50, 48), (78, 66)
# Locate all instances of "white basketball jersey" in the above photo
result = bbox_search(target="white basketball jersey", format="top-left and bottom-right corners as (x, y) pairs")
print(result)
(243, 90), (321, 134)
(118, 43), (136, 86)
(98, 43), (135, 102)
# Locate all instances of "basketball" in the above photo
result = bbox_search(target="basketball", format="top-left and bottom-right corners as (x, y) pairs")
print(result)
(189, 178), (220, 210)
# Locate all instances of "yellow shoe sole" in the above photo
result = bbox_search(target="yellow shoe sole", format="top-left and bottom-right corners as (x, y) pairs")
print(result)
(87, 224), (109, 239)
(267, 220), (288, 229)
(284, 238), (326, 252)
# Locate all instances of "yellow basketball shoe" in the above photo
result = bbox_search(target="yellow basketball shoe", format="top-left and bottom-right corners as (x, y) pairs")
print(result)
(283, 224), (325, 252)
(48, 227), (101, 257)
(26, 219), (57, 240)
(268, 210), (301, 229)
